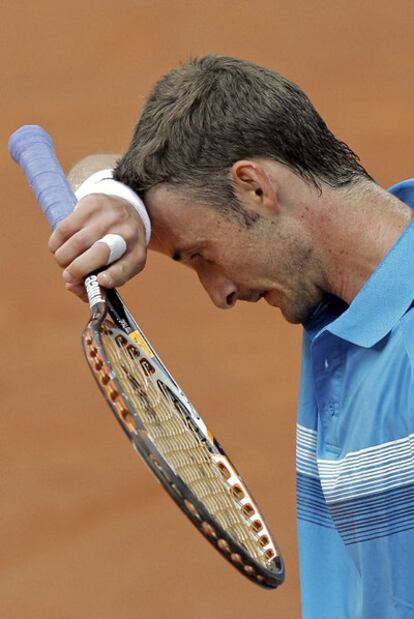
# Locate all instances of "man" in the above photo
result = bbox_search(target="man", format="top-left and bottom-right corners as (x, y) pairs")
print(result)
(50, 56), (414, 618)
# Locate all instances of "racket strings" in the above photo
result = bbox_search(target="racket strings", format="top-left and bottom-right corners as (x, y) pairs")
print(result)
(101, 327), (268, 565)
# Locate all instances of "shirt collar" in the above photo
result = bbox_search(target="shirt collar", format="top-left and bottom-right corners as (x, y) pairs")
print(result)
(309, 179), (414, 348)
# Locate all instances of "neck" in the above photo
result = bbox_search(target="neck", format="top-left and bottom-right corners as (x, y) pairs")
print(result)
(312, 182), (413, 304)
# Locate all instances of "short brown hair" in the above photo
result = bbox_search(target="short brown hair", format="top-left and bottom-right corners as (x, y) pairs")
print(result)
(114, 55), (372, 220)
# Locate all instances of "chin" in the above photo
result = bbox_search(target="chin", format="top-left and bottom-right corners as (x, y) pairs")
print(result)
(265, 291), (320, 325)
(280, 306), (310, 325)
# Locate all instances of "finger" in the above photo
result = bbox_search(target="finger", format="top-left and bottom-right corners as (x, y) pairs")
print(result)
(64, 281), (89, 302)
(62, 242), (111, 285)
(48, 194), (120, 253)
(97, 246), (147, 288)
(54, 226), (108, 268)
(49, 205), (89, 253)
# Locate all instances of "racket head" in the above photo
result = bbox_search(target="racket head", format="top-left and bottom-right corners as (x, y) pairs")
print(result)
(83, 303), (284, 589)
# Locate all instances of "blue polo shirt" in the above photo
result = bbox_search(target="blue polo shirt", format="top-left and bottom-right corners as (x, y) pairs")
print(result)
(297, 179), (414, 618)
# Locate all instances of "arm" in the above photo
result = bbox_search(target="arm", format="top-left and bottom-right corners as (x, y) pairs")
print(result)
(49, 154), (148, 301)
(67, 154), (121, 191)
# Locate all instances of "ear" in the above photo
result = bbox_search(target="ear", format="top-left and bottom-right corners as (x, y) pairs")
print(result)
(230, 160), (279, 215)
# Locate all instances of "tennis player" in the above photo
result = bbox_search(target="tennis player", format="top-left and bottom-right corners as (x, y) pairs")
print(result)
(49, 56), (414, 618)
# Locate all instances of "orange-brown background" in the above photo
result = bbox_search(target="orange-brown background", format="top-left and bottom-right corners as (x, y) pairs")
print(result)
(2, 2), (413, 617)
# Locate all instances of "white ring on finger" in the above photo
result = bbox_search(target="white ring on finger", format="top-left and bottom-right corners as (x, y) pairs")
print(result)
(95, 233), (127, 265)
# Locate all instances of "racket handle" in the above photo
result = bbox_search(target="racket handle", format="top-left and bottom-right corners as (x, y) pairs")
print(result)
(9, 125), (107, 316)
(8, 124), (76, 230)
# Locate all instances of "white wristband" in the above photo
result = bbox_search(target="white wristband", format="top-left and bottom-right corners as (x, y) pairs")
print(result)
(75, 168), (151, 245)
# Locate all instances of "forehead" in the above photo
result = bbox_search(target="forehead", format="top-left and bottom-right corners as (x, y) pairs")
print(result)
(145, 184), (237, 254)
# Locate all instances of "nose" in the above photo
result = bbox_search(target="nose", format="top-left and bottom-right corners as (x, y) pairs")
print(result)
(197, 268), (238, 309)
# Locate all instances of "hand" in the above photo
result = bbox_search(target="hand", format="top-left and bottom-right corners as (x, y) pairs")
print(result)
(48, 194), (147, 301)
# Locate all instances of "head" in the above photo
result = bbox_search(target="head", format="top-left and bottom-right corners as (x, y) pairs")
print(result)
(114, 55), (373, 322)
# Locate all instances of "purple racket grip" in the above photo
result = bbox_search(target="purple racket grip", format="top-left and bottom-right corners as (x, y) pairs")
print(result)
(8, 125), (76, 230)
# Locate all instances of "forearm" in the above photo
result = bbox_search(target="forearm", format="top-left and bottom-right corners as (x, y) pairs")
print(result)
(67, 154), (122, 191)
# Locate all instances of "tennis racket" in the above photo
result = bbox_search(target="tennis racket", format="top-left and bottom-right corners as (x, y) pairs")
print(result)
(9, 124), (284, 589)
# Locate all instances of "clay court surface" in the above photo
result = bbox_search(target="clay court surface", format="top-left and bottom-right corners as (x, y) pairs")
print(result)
(2, 2), (413, 617)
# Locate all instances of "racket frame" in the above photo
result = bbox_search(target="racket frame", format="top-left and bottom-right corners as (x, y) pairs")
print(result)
(82, 287), (284, 589)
